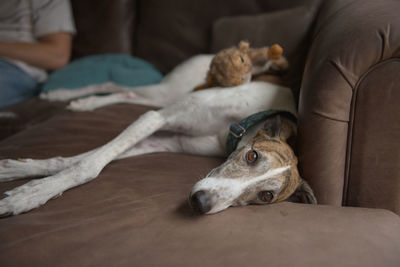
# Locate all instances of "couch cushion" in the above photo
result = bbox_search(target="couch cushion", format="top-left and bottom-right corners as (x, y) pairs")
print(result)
(0, 103), (399, 267)
(70, 0), (136, 58)
(0, 99), (66, 142)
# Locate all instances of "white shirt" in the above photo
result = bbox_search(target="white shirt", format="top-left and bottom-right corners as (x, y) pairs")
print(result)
(0, 0), (76, 82)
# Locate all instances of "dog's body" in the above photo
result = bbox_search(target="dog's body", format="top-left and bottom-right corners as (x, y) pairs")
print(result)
(0, 54), (315, 216)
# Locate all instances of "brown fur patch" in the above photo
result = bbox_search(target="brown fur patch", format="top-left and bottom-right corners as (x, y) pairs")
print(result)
(251, 129), (302, 203)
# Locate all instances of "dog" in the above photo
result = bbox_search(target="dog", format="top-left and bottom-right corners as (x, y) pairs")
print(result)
(0, 53), (316, 216)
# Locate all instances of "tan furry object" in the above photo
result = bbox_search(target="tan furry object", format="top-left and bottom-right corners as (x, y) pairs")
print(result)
(194, 41), (287, 91)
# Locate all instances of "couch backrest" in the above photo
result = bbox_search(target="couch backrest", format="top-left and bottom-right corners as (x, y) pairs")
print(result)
(134, 0), (321, 73)
(70, 0), (321, 100)
(71, 1), (320, 68)
(70, 0), (136, 58)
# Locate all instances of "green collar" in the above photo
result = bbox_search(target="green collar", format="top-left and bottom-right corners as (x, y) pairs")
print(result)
(226, 110), (297, 155)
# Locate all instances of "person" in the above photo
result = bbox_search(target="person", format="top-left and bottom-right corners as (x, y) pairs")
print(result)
(0, 0), (76, 108)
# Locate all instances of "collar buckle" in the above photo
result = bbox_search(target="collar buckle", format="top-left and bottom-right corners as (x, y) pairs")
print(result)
(229, 123), (246, 138)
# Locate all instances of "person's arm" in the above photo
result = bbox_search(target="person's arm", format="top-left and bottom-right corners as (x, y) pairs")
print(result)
(0, 32), (72, 70)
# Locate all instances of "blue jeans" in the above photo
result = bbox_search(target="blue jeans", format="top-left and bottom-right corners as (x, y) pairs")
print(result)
(0, 59), (39, 108)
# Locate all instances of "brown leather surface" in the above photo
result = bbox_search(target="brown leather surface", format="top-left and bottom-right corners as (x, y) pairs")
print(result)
(0, 99), (66, 142)
(71, 0), (136, 59)
(0, 104), (400, 266)
(134, 0), (319, 74)
(297, 0), (400, 207)
(346, 59), (400, 214)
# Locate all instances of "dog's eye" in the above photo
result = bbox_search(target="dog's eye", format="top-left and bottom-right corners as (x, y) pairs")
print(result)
(240, 56), (244, 63)
(245, 150), (258, 164)
(259, 191), (274, 202)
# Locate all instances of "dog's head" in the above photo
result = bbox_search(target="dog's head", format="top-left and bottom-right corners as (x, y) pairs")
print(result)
(189, 115), (316, 214)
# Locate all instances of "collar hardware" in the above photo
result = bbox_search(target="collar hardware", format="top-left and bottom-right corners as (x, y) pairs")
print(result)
(226, 110), (297, 155)
(229, 123), (246, 138)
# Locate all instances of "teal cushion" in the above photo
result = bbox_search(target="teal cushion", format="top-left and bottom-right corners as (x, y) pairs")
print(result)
(41, 54), (163, 92)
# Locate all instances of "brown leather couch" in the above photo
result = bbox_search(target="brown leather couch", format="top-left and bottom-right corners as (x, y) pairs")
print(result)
(1, 0), (400, 266)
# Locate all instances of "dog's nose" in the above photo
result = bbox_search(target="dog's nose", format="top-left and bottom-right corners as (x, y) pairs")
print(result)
(190, 190), (212, 214)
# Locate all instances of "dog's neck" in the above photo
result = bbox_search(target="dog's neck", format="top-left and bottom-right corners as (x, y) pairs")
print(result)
(226, 110), (297, 154)
(236, 122), (264, 150)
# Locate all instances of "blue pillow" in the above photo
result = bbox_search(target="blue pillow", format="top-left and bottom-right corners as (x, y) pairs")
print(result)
(41, 54), (163, 92)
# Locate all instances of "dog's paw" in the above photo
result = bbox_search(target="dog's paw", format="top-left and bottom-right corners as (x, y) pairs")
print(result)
(0, 178), (58, 216)
(0, 193), (40, 217)
(67, 97), (98, 111)
(0, 195), (13, 217)
(0, 159), (37, 182)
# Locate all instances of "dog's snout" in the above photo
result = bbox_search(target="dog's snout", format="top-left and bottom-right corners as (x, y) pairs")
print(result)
(190, 190), (212, 214)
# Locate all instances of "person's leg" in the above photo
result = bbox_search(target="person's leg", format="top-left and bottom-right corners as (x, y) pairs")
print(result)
(0, 59), (39, 108)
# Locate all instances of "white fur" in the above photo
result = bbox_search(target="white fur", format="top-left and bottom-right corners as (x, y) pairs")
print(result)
(0, 55), (296, 216)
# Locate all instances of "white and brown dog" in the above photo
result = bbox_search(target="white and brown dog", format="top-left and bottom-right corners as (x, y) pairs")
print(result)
(0, 47), (316, 216)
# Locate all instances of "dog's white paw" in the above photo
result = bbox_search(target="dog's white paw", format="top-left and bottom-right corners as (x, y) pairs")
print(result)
(40, 89), (78, 102)
(0, 179), (56, 216)
(0, 159), (36, 182)
(0, 195), (13, 217)
(67, 97), (98, 111)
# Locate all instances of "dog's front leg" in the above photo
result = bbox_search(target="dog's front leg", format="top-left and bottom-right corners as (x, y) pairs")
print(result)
(0, 152), (90, 182)
(0, 110), (166, 216)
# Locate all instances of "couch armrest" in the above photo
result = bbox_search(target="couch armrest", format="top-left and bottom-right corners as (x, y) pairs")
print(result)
(297, 0), (400, 210)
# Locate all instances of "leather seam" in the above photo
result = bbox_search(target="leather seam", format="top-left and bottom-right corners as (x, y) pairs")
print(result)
(311, 110), (348, 123)
(343, 57), (400, 206)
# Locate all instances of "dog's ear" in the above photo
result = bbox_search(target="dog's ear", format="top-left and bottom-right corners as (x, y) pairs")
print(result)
(263, 115), (295, 141)
(288, 180), (317, 204)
